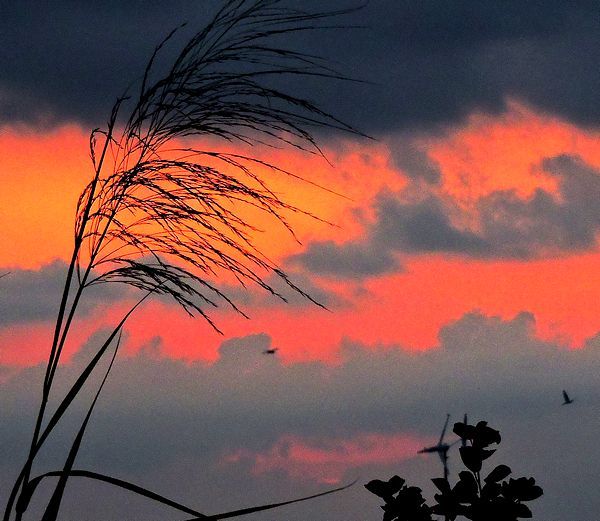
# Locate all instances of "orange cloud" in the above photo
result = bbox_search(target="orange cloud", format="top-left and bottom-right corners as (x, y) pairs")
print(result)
(5, 101), (600, 366)
(424, 100), (600, 204)
(0, 125), (90, 268)
(0, 303), (128, 366)
(363, 253), (600, 349)
(0, 125), (399, 271)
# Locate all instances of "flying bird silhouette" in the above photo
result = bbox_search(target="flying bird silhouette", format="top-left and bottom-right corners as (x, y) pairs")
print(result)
(262, 348), (278, 355)
(562, 390), (574, 405)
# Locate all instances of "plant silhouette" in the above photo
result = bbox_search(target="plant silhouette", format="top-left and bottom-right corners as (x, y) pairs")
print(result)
(365, 419), (543, 521)
(3, 1), (363, 520)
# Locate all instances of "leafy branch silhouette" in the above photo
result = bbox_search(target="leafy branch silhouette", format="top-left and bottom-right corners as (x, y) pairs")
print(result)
(365, 420), (543, 521)
(3, 1), (364, 520)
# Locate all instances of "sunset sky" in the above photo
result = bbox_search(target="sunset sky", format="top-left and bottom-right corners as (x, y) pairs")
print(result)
(2, 2), (600, 520)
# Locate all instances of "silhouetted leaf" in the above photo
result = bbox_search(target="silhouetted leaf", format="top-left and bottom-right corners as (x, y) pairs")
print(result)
(480, 448), (496, 461)
(383, 484), (433, 521)
(472, 421), (501, 448)
(365, 479), (388, 498)
(452, 471), (478, 502)
(365, 476), (405, 500)
(431, 495), (465, 521)
(502, 477), (543, 502)
(485, 464), (512, 483)
(431, 477), (451, 494)
(514, 502), (533, 518)
(459, 446), (483, 473)
(480, 481), (502, 500)
(382, 509), (395, 521)
(453, 422), (475, 441)
(388, 475), (406, 495)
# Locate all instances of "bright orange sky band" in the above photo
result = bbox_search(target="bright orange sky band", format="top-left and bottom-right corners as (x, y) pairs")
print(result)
(3, 101), (600, 366)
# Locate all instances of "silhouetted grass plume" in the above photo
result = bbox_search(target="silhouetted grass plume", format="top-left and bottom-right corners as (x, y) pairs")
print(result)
(3, 1), (365, 520)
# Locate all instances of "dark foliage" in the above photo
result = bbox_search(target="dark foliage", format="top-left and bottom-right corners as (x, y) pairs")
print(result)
(365, 420), (543, 521)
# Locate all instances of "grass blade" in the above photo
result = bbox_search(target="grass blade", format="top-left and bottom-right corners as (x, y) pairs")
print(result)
(200, 479), (357, 520)
(22, 470), (206, 519)
(40, 332), (122, 520)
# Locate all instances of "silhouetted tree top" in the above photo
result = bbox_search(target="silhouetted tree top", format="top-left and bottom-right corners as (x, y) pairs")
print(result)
(366, 419), (543, 521)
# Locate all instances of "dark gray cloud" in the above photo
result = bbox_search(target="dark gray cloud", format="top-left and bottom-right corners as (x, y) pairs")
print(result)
(1, 312), (600, 520)
(388, 138), (442, 184)
(294, 154), (600, 278)
(0, 260), (125, 325)
(0, 1), (221, 126)
(372, 194), (486, 254)
(2, 1), (600, 133)
(292, 240), (399, 278)
(472, 154), (600, 256)
(0, 261), (343, 331)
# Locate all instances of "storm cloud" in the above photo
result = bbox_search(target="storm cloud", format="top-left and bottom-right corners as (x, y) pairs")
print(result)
(2, 2), (600, 133)
(295, 154), (600, 277)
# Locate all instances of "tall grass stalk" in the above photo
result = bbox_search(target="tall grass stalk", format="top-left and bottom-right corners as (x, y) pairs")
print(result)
(3, 1), (364, 520)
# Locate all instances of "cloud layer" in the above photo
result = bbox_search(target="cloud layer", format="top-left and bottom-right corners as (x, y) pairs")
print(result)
(2, 312), (600, 520)
(0, 260), (125, 325)
(3, 2), (600, 133)
(295, 154), (600, 277)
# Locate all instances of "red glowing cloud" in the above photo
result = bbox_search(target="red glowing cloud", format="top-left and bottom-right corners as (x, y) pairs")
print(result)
(4, 102), (600, 367)
(223, 432), (428, 484)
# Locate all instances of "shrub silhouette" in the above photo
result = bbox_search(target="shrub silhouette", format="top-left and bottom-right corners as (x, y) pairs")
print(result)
(365, 420), (543, 521)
